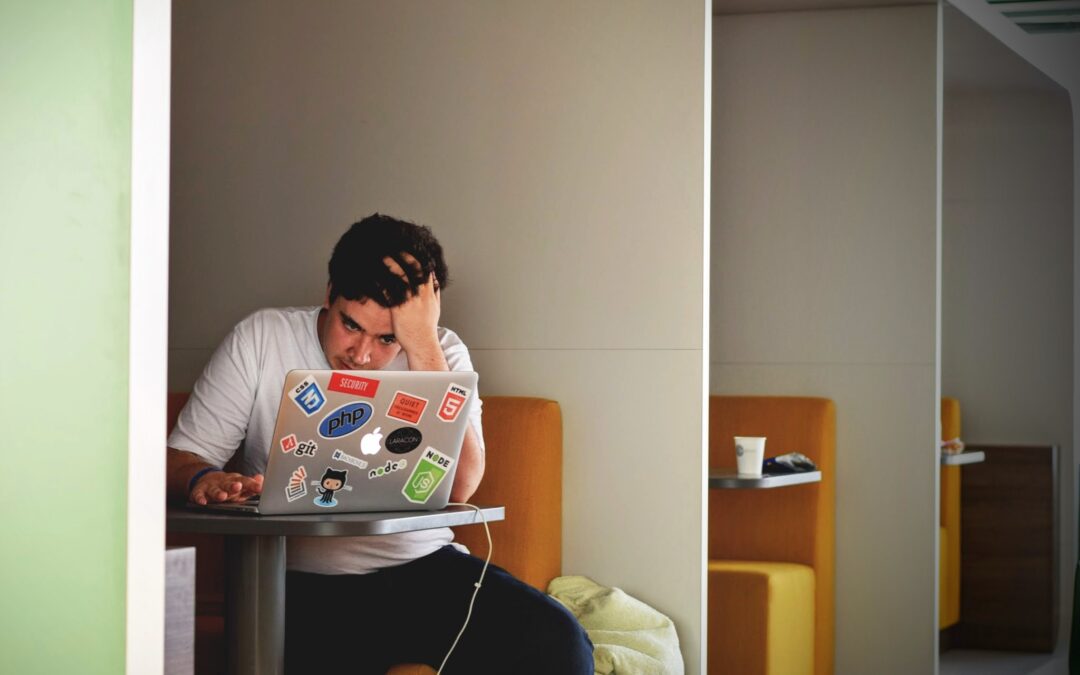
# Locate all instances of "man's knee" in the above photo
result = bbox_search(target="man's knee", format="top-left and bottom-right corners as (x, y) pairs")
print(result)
(535, 597), (594, 674)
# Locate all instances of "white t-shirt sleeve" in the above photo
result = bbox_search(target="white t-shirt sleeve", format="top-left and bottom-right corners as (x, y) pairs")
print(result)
(167, 321), (260, 467)
(441, 330), (485, 452)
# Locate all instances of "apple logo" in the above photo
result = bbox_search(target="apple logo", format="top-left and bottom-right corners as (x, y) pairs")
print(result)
(360, 427), (383, 455)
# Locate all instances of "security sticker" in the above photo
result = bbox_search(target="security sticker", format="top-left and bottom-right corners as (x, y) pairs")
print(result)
(385, 427), (423, 455)
(280, 434), (298, 454)
(402, 447), (454, 504)
(332, 448), (369, 470)
(286, 466), (308, 502)
(294, 439), (318, 458)
(368, 458), (408, 479)
(328, 373), (381, 398)
(312, 466), (352, 508)
(437, 384), (471, 423)
(318, 401), (373, 439)
(386, 391), (428, 425)
(290, 375), (326, 417)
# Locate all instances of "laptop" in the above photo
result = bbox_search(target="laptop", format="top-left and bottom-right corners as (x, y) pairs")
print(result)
(199, 369), (478, 515)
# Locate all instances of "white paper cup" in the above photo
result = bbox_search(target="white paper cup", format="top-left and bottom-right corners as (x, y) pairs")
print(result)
(735, 436), (766, 477)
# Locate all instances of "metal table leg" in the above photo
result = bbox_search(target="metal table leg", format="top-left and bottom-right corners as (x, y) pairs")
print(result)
(225, 535), (286, 675)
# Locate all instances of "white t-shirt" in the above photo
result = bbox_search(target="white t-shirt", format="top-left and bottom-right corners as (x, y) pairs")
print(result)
(168, 306), (484, 574)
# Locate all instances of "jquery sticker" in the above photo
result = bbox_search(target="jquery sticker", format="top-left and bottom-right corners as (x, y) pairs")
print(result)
(437, 384), (470, 422)
(290, 375), (326, 417)
(385, 427), (423, 454)
(386, 391), (428, 425)
(328, 373), (381, 398)
(318, 401), (373, 439)
(286, 466), (308, 502)
(402, 447), (454, 504)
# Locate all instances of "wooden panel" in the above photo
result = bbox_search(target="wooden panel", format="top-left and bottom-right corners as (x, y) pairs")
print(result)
(954, 444), (1058, 652)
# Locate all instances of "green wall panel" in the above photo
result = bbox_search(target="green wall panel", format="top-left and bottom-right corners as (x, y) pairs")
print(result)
(0, 2), (133, 673)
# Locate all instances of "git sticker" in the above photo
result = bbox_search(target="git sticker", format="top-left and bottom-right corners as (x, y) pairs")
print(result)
(280, 434), (298, 453)
(286, 466), (308, 502)
(402, 447), (454, 504)
(387, 391), (428, 425)
(294, 439), (318, 458)
(290, 375), (326, 417)
(437, 384), (471, 423)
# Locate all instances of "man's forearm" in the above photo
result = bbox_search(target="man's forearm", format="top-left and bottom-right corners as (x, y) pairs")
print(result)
(166, 448), (217, 503)
(449, 426), (484, 502)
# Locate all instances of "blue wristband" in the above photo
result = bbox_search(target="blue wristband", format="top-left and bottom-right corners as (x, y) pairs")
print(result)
(188, 466), (223, 494)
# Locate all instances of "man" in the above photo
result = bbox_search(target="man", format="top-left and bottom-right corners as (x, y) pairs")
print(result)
(166, 214), (593, 674)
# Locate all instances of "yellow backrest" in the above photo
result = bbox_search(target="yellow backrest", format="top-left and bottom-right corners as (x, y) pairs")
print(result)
(939, 397), (962, 628)
(708, 395), (836, 675)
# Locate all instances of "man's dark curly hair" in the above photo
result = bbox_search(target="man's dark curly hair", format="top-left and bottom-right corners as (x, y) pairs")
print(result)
(327, 213), (449, 307)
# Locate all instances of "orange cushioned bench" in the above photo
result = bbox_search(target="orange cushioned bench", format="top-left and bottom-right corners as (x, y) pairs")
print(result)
(939, 397), (961, 630)
(167, 394), (564, 675)
(708, 396), (836, 675)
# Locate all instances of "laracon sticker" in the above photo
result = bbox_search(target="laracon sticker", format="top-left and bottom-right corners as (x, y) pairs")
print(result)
(280, 434), (298, 453)
(437, 384), (471, 423)
(368, 458), (408, 479)
(312, 467), (352, 508)
(318, 401), (373, 439)
(360, 427), (383, 456)
(286, 466), (308, 502)
(294, 439), (318, 458)
(290, 375), (326, 417)
(385, 427), (423, 455)
(386, 391), (428, 425)
(402, 447), (454, 504)
(332, 448), (368, 470)
(328, 373), (381, 398)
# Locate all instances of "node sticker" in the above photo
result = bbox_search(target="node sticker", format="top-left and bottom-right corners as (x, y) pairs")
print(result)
(402, 447), (454, 504)
(332, 449), (368, 470)
(437, 384), (471, 423)
(368, 458), (408, 479)
(286, 466), (308, 502)
(290, 375), (326, 417)
(294, 439), (318, 458)
(328, 373), (381, 398)
(318, 401), (373, 439)
(385, 427), (423, 455)
(280, 434), (298, 454)
(386, 391), (428, 425)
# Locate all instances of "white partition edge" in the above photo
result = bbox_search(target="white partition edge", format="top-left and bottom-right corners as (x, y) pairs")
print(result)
(127, 0), (171, 672)
(700, 2), (713, 673)
(933, 1), (944, 668)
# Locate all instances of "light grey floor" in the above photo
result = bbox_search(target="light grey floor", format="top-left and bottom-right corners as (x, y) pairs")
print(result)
(940, 649), (1066, 675)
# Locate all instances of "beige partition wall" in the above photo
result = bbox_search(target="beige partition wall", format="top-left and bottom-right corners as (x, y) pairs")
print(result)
(711, 6), (938, 674)
(170, 1), (709, 671)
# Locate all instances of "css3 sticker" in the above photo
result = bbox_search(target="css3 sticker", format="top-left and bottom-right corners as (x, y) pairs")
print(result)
(402, 447), (454, 504)
(290, 375), (326, 417)
(437, 384), (471, 422)
(318, 402), (373, 439)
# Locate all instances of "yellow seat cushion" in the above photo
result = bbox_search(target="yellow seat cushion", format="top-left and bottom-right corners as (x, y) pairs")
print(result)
(385, 667), (433, 675)
(708, 560), (815, 675)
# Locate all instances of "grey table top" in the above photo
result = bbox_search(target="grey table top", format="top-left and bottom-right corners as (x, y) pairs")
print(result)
(941, 451), (986, 466)
(709, 470), (822, 489)
(166, 504), (505, 536)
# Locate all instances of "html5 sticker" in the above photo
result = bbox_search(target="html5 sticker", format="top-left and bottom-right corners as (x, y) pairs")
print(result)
(386, 391), (428, 425)
(437, 384), (471, 423)
(328, 373), (380, 398)
(280, 434), (299, 454)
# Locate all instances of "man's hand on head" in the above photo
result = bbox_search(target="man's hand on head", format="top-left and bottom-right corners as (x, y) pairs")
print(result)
(190, 471), (264, 505)
(382, 252), (446, 370)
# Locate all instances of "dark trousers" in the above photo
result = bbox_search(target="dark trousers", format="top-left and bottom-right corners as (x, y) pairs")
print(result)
(285, 546), (594, 675)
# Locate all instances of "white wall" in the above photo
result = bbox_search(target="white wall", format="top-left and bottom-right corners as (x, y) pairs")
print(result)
(711, 6), (939, 674)
(170, 1), (709, 670)
(943, 4), (1075, 650)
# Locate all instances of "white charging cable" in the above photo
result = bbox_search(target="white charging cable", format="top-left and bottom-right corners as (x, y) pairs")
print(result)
(437, 503), (493, 675)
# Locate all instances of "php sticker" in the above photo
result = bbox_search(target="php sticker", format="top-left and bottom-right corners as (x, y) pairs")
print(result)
(280, 434), (298, 453)
(331, 449), (368, 470)
(290, 375), (326, 417)
(294, 439), (318, 458)
(402, 447), (454, 504)
(286, 466), (308, 502)
(386, 391), (428, 425)
(368, 458), (408, 479)
(328, 373), (381, 398)
(437, 384), (471, 423)
(318, 401), (373, 439)
(385, 427), (423, 455)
